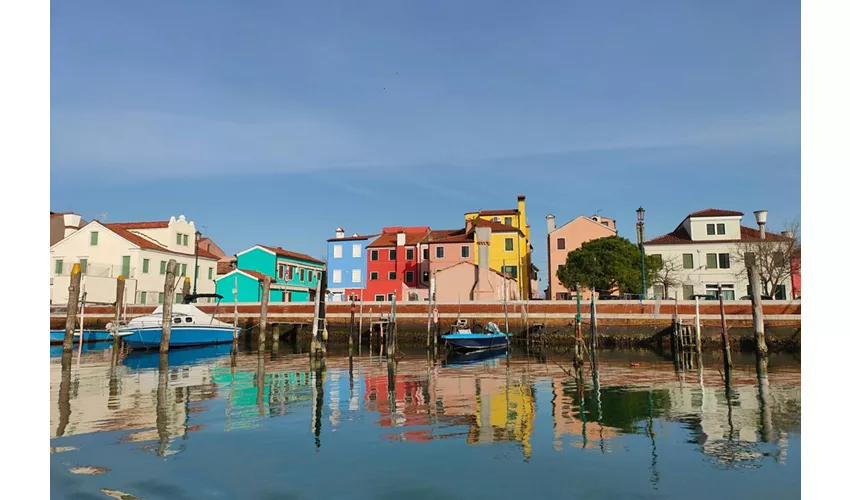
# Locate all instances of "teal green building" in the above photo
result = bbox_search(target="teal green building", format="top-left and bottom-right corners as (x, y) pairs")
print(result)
(215, 245), (325, 303)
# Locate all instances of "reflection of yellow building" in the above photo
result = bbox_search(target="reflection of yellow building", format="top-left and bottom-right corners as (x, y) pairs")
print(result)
(467, 378), (535, 459)
(465, 195), (533, 299)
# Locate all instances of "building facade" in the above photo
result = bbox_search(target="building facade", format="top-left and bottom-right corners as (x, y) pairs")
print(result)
(198, 236), (227, 259)
(215, 245), (324, 303)
(364, 227), (431, 302)
(50, 215), (219, 305)
(643, 209), (794, 300)
(546, 214), (617, 300)
(50, 212), (87, 246)
(326, 228), (378, 302)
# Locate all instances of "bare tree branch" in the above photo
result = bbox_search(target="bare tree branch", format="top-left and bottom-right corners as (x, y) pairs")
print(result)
(732, 221), (799, 298)
(652, 254), (683, 299)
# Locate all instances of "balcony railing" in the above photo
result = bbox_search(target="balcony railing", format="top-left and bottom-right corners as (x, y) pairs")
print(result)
(53, 263), (136, 279)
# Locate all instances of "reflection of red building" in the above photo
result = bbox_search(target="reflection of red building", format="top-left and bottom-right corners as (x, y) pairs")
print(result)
(364, 227), (430, 302)
(791, 248), (801, 299)
(364, 374), (433, 442)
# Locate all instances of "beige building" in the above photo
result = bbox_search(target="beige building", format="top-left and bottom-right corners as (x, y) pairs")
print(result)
(546, 214), (617, 300)
(50, 215), (220, 305)
(50, 211), (87, 246)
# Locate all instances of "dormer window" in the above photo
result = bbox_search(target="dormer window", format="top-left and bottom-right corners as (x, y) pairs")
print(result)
(706, 224), (716, 235)
(717, 223), (726, 235)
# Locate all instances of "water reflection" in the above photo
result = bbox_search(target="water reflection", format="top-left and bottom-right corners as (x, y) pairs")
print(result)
(51, 344), (801, 496)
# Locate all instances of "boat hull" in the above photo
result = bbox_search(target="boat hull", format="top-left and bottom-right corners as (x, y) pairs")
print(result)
(118, 326), (239, 349)
(49, 330), (112, 344)
(441, 333), (509, 351)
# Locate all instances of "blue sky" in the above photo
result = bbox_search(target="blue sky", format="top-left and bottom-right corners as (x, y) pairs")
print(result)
(50, 0), (800, 290)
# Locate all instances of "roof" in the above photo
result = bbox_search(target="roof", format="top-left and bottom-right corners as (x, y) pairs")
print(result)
(430, 229), (473, 244)
(367, 230), (431, 248)
(644, 225), (793, 245)
(217, 260), (235, 275)
(256, 245), (324, 265)
(478, 209), (520, 216)
(551, 214), (618, 235)
(101, 223), (219, 259)
(240, 269), (272, 281)
(106, 221), (171, 229)
(687, 208), (745, 218)
(326, 233), (380, 242)
(472, 218), (525, 236)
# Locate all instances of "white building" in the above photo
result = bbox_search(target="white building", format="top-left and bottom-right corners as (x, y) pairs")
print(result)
(50, 215), (220, 305)
(642, 208), (794, 300)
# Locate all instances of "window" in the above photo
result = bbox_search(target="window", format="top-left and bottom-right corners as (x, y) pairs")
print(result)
(206, 243), (211, 251)
(707, 284), (735, 300)
(717, 223), (726, 235)
(90, 232), (99, 246)
(706, 253), (718, 269)
(177, 233), (183, 245)
(436, 246), (445, 259)
(556, 292), (568, 300)
(308, 270), (314, 282)
(682, 254), (694, 269)
(683, 285), (694, 299)
(299, 268), (305, 281)
(719, 253), (730, 269)
(370, 271), (378, 280)
(160, 261), (167, 275)
(122, 256), (131, 278)
(389, 271), (397, 280)
(208, 267), (213, 280)
(333, 244), (342, 258)
(333, 269), (342, 283)
(158, 293), (163, 304)
(287, 266), (294, 280)
(352, 269), (362, 283)
(79, 258), (87, 275)
(140, 291), (147, 304)
(353, 244), (362, 258)
(502, 265), (517, 278)
(775, 285), (787, 300)
(505, 216), (513, 226)
(389, 249), (397, 260)
(423, 248), (430, 260)
(175, 293), (183, 304)
(370, 249), (379, 261)
(375, 295), (385, 302)
(602, 221), (609, 227)
(460, 245), (470, 258)
(706, 224), (716, 235)
(557, 264), (565, 273)
(405, 271), (414, 283)
(184, 234), (190, 246)
(406, 248), (414, 260)
(180, 263), (187, 276)
(55, 259), (63, 275)
(422, 271), (430, 283)
(143, 259), (150, 274)
(652, 285), (664, 299)
(505, 238), (514, 251)
(388, 293), (395, 302)
(773, 252), (784, 267)
(557, 238), (566, 250)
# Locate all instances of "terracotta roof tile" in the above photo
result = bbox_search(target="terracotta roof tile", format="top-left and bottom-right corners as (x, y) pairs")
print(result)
(257, 245), (324, 265)
(217, 260), (236, 275)
(473, 218), (525, 236)
(103, 224), (219, 259)
(326, 233), (380, 242)
(644, 225), (793, 245)
(687, 208), (745, 218)
(478, 209), (520, 216)
(107, 221), (171, 229)
(367, 230), (430, 248)
(241, 269), (272, 281)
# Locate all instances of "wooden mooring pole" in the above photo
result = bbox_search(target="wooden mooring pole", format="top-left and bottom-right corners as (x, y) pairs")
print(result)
(182, 277), (191, 300)
(387, 294), (397, 359)
(259, 276), (271, 351)
(718, 286), (733, 384)
(232, 275), (239, 345)
(745, 255), (768, 356)
(574, 282), (584, 367)
(112, 275), (125, 346)
(63, 264), (82, 354)
(348, 299), (356, 357)
(160, 260), (177, 355)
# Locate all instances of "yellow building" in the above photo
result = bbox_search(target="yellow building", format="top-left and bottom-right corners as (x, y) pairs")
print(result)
(464, 195), (535, 299)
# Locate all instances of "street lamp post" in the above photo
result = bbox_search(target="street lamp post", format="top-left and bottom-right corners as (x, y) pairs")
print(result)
(636, 207), (647, 299)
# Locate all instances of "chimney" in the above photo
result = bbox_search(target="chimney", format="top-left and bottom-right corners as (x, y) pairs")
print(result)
(546, 214), (556, 235)
(63, 213), (82, 238)
(474, 226), (492, 296)
(336, 227), (345, 239)
(465, 217), (474, 232)
(396, 229), (406, 247)
(781, 230), (794, 239)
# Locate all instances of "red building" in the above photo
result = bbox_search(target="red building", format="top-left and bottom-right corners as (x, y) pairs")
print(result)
(364, 226), (430, 301)
(791, 248), (801, 299)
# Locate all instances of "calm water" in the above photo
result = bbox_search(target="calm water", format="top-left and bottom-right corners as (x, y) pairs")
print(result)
(50, 343), (801, 499)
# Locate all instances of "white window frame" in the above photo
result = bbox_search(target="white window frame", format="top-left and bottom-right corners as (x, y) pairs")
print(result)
(370, 271), (378, 280)
(332, 269), (342, 283)
(333, 244), (343, 258)
(352, 269), (362, 283)
(352, 244), (362, 258)
(436, 246), (445, 259)
(375, 294), (385, 302)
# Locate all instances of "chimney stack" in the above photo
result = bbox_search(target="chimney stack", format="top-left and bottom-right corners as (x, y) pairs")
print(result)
(546, 214), (556, 235)
(396, 229), (406, 247)
(474, 226), (492, 296)
(335, 227), (345, 239)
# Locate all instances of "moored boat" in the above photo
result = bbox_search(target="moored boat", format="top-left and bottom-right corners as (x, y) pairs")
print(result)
(49, 330), (112, 345)
(441, 322), (510, 351)
(116, 294), (239, 349)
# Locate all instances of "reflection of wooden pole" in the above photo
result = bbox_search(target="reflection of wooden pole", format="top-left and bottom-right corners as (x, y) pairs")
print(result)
(756, 352), (773, 443)
(156, 354), (169, 456)
(63, 264), (82, 353)
(113, 276), (125, 347)
(310, 357), (326, 449)
(256, 348), (265, 416)
(56, 353), (73, 437)
(259, 276), (271, 351)
(349, 300), (356, 357)
(232, 276), (239, 343)
(160, 260), (177, 355)
(718, 288), (733, 384)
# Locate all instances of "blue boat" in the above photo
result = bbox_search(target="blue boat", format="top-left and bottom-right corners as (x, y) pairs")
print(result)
(49, 330), (112, 344)
(441, 322), (510, 351)
(123, 343), (234, 370)
(117, 294), (240, 350)
(444, 348), (508, 367)
(49, 343), (112, 357)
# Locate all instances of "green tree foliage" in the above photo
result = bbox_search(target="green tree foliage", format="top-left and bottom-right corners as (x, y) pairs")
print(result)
(555, 236), (661, 295)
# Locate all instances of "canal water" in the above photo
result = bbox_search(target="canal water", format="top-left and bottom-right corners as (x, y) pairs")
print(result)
(50, 343), (800, 499)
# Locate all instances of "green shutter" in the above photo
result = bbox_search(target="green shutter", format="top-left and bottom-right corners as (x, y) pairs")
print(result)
(121, 256), (131, 278)
(177, 233), (182, 245)
(160, 261), (167, 274)
(181, 263), (187, 276)
(140, 291), (147, 304)
(158, 293), (163, 304)
(208, 267), (213, 279)
(176, 293), (183, 303)
(79, 258), (87, 274)
(90, 232), (98, 245)
(142, 259), (150, 273)
(505, 238), (514, 251)
(55, 259), (63, 275)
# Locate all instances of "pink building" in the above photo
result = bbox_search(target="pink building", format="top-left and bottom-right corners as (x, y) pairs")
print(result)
(546, 214), (617, 300)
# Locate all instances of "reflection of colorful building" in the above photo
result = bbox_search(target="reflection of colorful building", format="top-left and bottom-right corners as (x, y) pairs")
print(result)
(210, 367), (314, 430)
(467, 380), (535, 459)
(364, 373), (433, 440)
